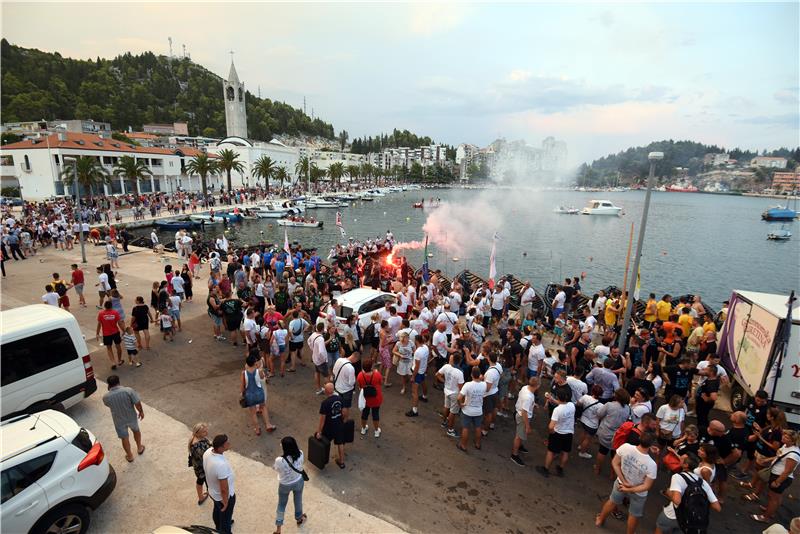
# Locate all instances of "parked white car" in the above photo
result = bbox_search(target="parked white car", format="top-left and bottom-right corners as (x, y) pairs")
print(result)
(1, 410), (116, 534)
(315, 288), (396, 336)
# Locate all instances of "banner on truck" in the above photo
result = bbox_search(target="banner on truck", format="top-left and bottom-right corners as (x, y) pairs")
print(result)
(720, 295), (780, 395)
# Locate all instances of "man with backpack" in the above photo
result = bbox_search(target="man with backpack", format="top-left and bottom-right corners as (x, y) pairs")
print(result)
(595, 431), (658, 534)
(655, 452), (721, 534)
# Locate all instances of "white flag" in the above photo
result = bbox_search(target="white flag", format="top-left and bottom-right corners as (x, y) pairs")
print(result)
(283, 228), (291, 255)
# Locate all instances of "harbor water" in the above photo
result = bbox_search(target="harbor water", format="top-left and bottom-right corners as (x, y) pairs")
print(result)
(145, 189), (799, 308)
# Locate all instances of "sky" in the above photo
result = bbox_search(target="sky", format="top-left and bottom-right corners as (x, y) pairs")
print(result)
(2, 1), (798, 164)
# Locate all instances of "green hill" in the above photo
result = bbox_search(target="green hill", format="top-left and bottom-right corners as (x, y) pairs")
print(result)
(578, 139), (799, 186)
(0, 39), (334, 140)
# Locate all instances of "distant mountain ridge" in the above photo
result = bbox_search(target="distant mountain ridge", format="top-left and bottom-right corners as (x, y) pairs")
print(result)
(0, 39), (335, 141)
(578, 139), (799, 186)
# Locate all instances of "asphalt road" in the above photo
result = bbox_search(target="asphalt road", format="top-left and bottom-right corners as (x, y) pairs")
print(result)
(88, 310), (799, 534)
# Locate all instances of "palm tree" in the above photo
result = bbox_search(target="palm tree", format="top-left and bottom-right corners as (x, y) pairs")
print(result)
(295, 156), (318, 191)
(216, 148), (245, 193)
(346, 164), (360, 188)
(310, 166), (326, 187)
(327, 162), (345, 189)
(112, 155), (152, 198)
(184, 153), (219, 203)
(274, 167), (289, 192)
(60, 156), (110, 200)
(252, 155), (277, 195)
(359, 163), (371, 188)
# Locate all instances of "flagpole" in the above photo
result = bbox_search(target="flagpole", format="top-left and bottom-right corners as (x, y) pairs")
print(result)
(621, 221), (634, 294)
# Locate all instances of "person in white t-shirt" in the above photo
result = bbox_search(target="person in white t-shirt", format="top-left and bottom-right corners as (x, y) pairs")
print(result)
(655, 453), (721, 534)
(308, 323), (328, 394)
(527, 333), (546, 378)
(582, 307), (598, 333)
(458, 366), (485, 452)
(510, 376), (539, 466)
(436, 353), (466, 438)
(241, 309), (258, 351)
(431, 323), (452, 369)
(405, 335), (430, 417)
(519, 282), (536, 321)
(332, 352), (357, 420)
(576, 385), (605, 459)
(287, 310), (310, 372)
(448, 290), (462, 314)
(203, 434), (236, 533)
(481, 351), (502, 436)
(436, 308), (458, 339)
(536, 388), (575, 478)
(596, 434), (658, 534)
(96, 266), (112, 308)
(42, 285), (60, 306)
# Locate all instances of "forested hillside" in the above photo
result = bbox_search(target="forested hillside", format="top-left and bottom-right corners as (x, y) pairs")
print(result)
(0, 39), (334, 140)
(578, 140), (799, 185)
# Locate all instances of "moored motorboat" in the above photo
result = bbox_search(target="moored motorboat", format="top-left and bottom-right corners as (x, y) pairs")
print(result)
(767, 225), (792, 240)
(581, 199), (623, 215)
(306, 196), (347, 208)
(761, 205), (798, 221)
(277, 218), (323, 228)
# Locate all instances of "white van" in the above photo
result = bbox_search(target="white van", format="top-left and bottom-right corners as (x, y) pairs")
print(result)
(1, 304), (97, 420)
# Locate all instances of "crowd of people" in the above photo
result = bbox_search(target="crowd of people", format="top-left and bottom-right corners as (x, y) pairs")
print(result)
(13, 196), (798, 534)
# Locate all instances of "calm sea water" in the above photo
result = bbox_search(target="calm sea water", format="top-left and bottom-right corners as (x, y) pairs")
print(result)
(146, 189), (799, 308)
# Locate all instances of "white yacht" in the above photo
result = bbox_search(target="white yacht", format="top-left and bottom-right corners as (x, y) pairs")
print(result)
(581, 199), (623, 216)
(306, 196), (347, 208)
(254, 202), (290, 218)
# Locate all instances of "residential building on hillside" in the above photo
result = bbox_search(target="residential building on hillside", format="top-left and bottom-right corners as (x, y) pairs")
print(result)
(125, 132), (164, 147)
(0, 131), (220, 200)
(364, 144), (447, 172)
(772, 171), (800, 191)
(1, 119), (111, 136)
(142, 122), (189, 136)
(703, 152), (732, 166)
(751, 156), (788, 169)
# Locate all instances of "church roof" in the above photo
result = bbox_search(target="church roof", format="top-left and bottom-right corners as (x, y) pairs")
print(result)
(227, 61), (240, 84)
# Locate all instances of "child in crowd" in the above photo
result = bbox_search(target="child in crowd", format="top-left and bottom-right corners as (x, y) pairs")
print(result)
(122, 326), (142, 367)
(552, 312), (566, 345)
(160, 306), (175, 341)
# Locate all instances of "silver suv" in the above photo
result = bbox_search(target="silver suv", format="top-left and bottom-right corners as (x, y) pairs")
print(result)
(1, 410), (116, 534)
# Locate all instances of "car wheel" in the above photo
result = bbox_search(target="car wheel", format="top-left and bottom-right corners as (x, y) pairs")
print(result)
(32, 503), (90, 534)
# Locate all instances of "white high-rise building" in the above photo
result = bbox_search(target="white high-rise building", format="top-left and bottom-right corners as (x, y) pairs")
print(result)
(223, 60), (248, 138)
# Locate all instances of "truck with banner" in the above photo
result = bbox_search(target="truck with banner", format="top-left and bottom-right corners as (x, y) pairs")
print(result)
(717, 290), (799, 428)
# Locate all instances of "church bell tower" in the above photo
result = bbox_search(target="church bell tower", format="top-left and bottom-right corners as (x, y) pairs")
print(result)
(223, 58), (248, 138)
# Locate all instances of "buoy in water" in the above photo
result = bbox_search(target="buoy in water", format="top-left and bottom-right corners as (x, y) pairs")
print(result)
(522, 252), (527, 257)
(406, 217), (410, 221)
(427, 253), (434, 258)
(452, 257), (459, 261)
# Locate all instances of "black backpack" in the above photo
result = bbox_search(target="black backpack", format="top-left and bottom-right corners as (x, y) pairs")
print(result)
(54, 281), (67, 296)
(675, 473), (710, 533)
(362, 322), (376, 346)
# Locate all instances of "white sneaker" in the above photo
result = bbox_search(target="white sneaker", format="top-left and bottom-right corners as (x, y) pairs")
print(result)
(360, 426), (368, 435)
(315, 388), (324, 395)
(578, 451), (593, 459)
(374, 428), (381, 438)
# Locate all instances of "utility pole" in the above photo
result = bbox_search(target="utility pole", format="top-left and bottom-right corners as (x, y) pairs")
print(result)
(617, 151), (663, 353)
(168, 37), (173, 58)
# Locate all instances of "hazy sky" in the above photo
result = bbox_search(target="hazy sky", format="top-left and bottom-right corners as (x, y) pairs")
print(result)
(2, 2), (798, 164)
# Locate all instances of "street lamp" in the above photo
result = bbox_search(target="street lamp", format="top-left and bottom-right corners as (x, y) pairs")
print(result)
(617, 151), (663, 353)
(63, 156), (87, 264)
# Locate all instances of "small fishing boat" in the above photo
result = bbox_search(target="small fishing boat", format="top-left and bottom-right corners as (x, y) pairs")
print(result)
(761, 205), (798, 221)
(767, 226), (792, 240)
(277, 218), (323, 228)
(554, 205), (579, 214)
(154, 219), (202, 230)
(335, 193), (360, 201)
(581, 199), (623, 216)
(413, 202), (424, 208)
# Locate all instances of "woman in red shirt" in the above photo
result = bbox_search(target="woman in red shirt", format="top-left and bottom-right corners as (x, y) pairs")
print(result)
(356, 359), (383, 438)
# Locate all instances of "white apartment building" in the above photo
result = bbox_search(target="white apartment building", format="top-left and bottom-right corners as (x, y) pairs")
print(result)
(366, 144), (448, 171)
(0, 131), (221, 200)
(750, 156), (788, 169)
(210, 136), (301, 187)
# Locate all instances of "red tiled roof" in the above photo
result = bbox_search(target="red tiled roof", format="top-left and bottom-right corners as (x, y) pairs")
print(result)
(1, 132), (216, 158)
